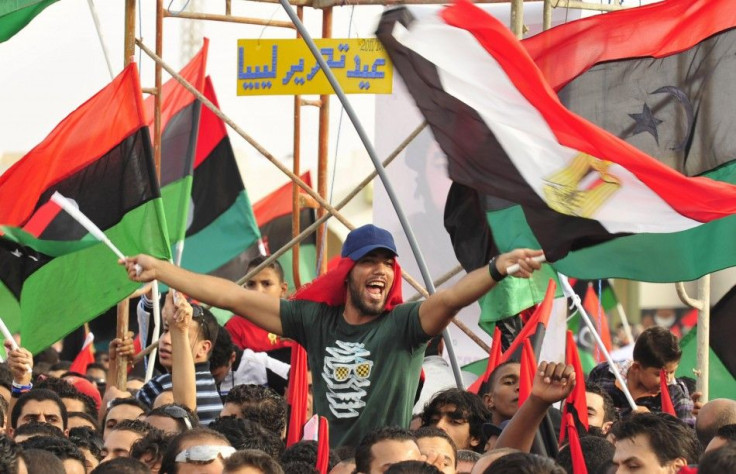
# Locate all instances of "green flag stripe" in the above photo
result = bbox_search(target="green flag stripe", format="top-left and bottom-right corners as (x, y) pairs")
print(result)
(677, 327), (736, 400)
(0, 0), (58, 42)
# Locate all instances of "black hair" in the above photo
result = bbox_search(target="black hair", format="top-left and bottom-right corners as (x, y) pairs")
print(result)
(90, 457), (151, 474)
(355, 426), (416, 474)
(13, 421), (64, 439)
(210, 326), (235, 371)
(130, 429), (171, 471)
(19, 448), (65, 474)
(610, 412), (700, 465)
(0, 435), (20, 474)
(385, 460), (443, 474)
(69, 426), (104, 460)
(280, 440), (339, 472)
(85, 363), (107, 374)
(223, 449), (284, 474)
(279, 461), (318, 473)
(0, 364), (12, 392)
(34, 376), (99, 419)
(716, 424), (736, 442)
(34, 349), (60, 367)
(246, 255), (285, 282)
(556, 435), (615, 474)
(413, 426), (457, 468)
(11, 389), (68, 429)
(699, 442), (736, 474)
(48, 361), (71, 373)
(68, 410), (101, 432)
(456, 449), (481, 464)
(486, 452), (566, 474)
(19, 436), (86, 468)
(632, 326), (682, 368)
(160, 427), (231, 474)
(585, 382), (617, 424)
(110, 419), (158, 438)
(420, 388), (491, 453)
(209, 416), (284, 458)
(147, 404), (199, 433)
(0, 398), (8, 429)
(103, 397), (149, 433)
(484, 361), (521, 394)
(223, 384), (287, 436)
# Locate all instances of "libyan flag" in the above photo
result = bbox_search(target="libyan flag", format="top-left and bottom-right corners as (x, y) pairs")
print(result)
(377, 0), (736, 283)
(0, 0), (58, 42)
(146, 40), (262, 281)
(0, 63), (171, 353)
(677, 285), (736, 400)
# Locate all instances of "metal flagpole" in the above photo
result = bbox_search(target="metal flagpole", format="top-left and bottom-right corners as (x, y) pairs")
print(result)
(277, 0), (465, 388)
(559, 274), (638, 410)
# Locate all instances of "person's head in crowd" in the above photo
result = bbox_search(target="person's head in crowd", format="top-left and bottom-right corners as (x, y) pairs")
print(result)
(699, 441), (736, 474)
(103, 398), (149, 439)
(69, 426), (104, 472)
(695, 398), (736, 448)
(281, 440), (339, 472)
(126, 377), (145, 397)
(34, 349), (61, 370)
(355, 426), (421, 474)
(220, 385), (287, 438)
(628, 327), (682, 394)
(468, 448), (519, 474)
(245, 256), (288, 298)
(280, 461), (318, 473)
(610, 412), (699, 473)
(455, 450), (479, 474)
(329, 458), (356, 474)
(90, 456), (151, 474)
(0, 435), (21, 474)
(48, 361), (72, 379)
(10, 389), (68, 434)
(705, 423), (736, 453)
(102, 419), (158, 463)
(209, 327), (237, 385)
(556, 435), (615, 474)
(130, 428), (171, 473)
(208, 416), (284, 458)
(158, 303), (219, 369)
(420, 388), (490, 453)
(480, 361), (520, 426)
(145, 404), (198, 435)
(12, 421), (64, 442)
(414, 427), (457, 474)
(85, 364), (107, 390)
(19, 435), (87, 474)
(94, 352), (110, 371)
(585, 383), (616, 435)
(222, 448), (284, 474)
(485, 452), (565, 474)
(18, 448), (66, 474)
(153, 391), (175, 409)
(0, 364), (13, 403)
(160, 427), (233, 474)
(385, 461), (443, 474)
(68, 411), (100, 432)
(60, 375), (102, 417)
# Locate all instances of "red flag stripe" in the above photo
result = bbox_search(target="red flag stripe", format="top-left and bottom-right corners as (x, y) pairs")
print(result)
(660, 369), (676, 416)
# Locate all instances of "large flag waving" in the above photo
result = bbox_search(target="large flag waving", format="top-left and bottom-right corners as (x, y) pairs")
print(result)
(0, 64), (171, 353)
(0, 0), (58, 42)
(377, 0), (736, 282)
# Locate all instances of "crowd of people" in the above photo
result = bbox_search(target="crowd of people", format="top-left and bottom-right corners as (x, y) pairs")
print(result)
(0, 224), (731, 473)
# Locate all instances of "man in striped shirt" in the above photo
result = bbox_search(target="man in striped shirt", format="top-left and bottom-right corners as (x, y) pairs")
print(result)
(136, 297), (223, 426)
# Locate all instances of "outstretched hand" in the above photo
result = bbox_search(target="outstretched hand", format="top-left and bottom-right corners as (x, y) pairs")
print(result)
(164, 291), (193, 334)
(531, 361), (576, 405)
(496, 249), (545, 279)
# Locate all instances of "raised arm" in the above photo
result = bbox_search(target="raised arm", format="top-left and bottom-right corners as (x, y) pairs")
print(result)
(165, 292), (197, 412)
(121, 255), (283, 335)
(418, 249), (543, 336)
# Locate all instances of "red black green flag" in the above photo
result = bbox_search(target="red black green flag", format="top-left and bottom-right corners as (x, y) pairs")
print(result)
(0, 64), (171, 353)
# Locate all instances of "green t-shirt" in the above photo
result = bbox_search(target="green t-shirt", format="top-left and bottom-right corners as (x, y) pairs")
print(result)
(280, 299), (430, 448)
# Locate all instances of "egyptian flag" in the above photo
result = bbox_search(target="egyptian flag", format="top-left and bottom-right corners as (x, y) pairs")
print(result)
(254, 172), (317, 290)
(0, 0), (58, 42)
(0, 64), (171, 353)
(377, 0), (736, 283)
(677, 285), (736, 400)
(560, 330), (588, 444)
(659, 370), (676, 416)
(69, 331), (95, 375)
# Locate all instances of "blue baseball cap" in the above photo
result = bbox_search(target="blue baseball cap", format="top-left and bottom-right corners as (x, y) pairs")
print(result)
(341, 224), (398, 261)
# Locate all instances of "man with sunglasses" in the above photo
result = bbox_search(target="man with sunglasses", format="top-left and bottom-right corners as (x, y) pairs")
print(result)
(136, 292), (223, 426)
(123, 224), (543, 448)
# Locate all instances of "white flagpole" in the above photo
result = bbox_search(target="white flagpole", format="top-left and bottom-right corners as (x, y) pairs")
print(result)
(559, 273), (638, 411)
(145, 281), (161, 382)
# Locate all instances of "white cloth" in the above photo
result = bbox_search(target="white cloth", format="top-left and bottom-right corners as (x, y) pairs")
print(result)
(219, 349), (291, 395)
(413, 356), (478, 415)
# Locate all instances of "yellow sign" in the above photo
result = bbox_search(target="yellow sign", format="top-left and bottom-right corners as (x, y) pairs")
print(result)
(236, 38), (393, 96)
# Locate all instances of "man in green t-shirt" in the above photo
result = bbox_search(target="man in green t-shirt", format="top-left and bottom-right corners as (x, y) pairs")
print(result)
(122, 224), (543, 448)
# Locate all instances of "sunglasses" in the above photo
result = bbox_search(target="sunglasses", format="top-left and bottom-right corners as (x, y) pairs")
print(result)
(191, 305), (210, 342)
(162, 405), (193, 430)
(175, 445), (235, 464)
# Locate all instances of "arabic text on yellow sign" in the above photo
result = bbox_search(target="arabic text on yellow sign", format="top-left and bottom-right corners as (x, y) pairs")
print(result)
(236, 38), (393, 96)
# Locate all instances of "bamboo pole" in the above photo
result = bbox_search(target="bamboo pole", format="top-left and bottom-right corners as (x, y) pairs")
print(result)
(551, 0), (623, 11)
(292, 6), (304, 290)
(316, 7), (332, 276)
(163, 9), (296, 29)
(676, 278), (710, 401)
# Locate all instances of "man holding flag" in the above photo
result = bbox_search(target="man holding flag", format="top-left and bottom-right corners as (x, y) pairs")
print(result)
(122, 224), (543, 448)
